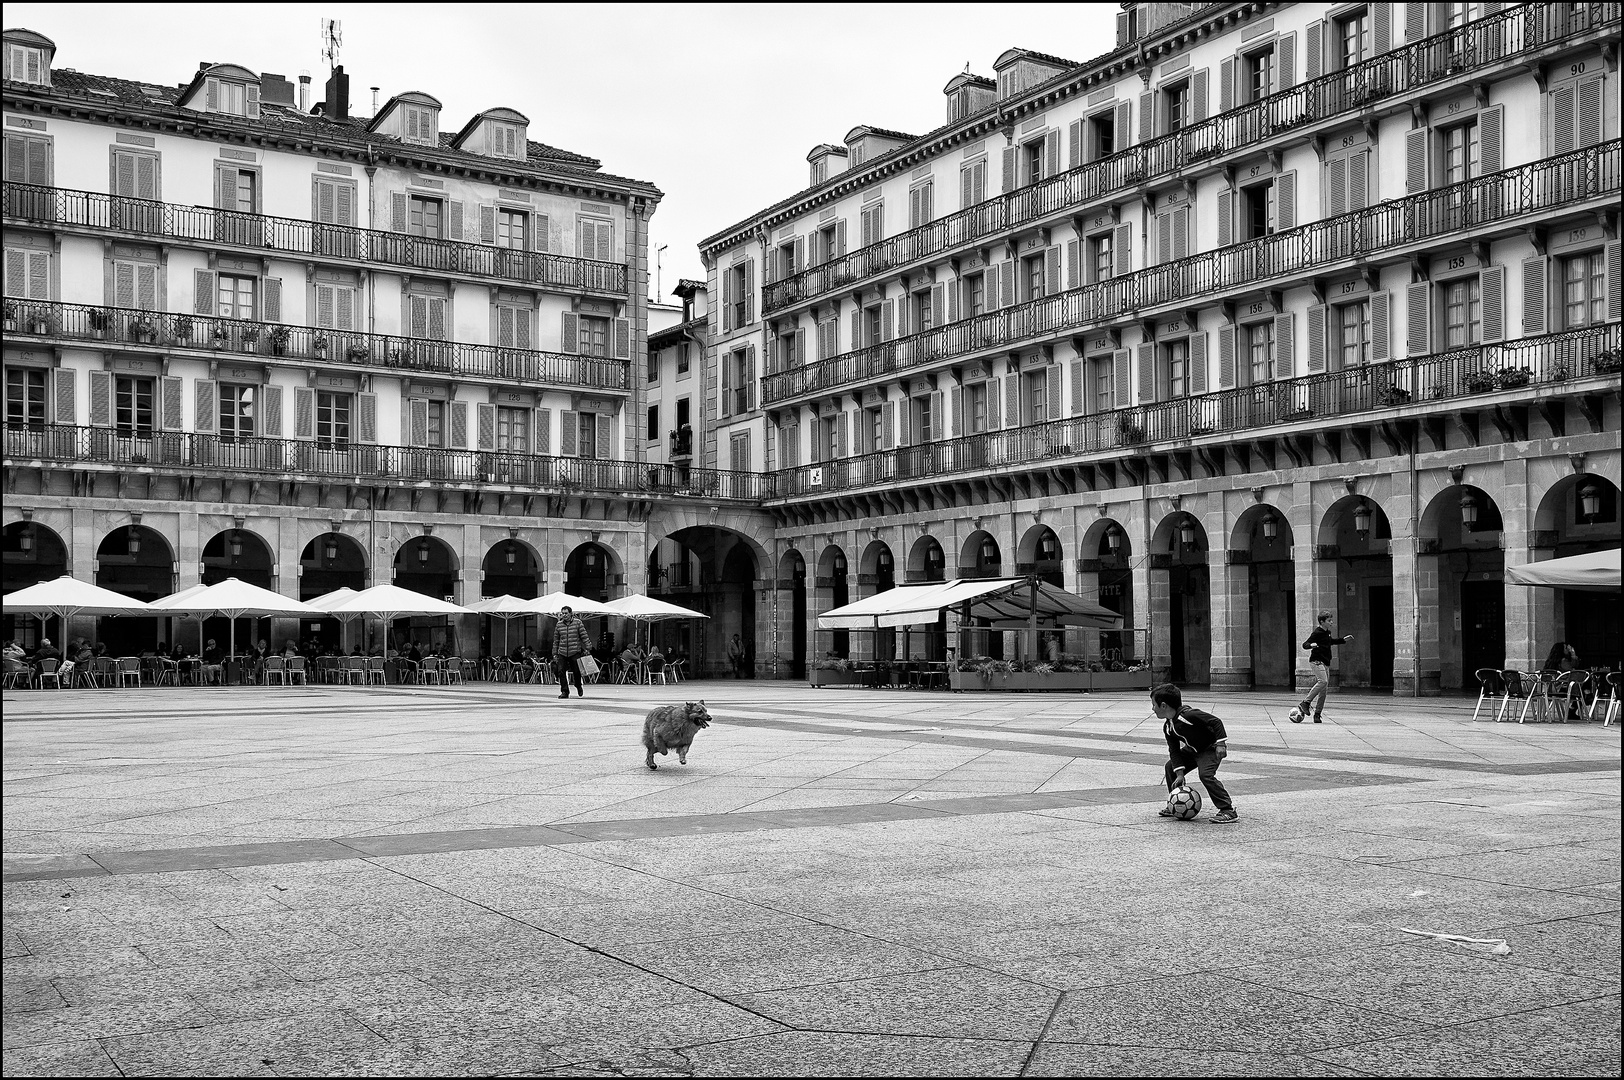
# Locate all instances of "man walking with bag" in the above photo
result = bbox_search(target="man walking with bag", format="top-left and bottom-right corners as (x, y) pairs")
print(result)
(552, 605), (591, 699)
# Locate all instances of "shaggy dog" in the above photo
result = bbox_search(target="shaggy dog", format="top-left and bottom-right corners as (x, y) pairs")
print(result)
(643, 701), (711, 770)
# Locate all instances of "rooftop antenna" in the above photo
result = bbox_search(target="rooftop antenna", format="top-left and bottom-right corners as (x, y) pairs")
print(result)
(320, 18), (343, 73)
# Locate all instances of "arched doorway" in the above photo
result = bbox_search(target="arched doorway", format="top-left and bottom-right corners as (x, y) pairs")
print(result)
(1234, 505), (1295, 688)
(958, 531), (1002, 658)
(1081, 519), (1135, 667)
(1531, 473), (1621, 666)
(201, 528), (276, 653)
(651, 526), (763, 677)
(906, 535), (947, 660)
(723, 544), (758, 677)
(818, 545), (850, 659)
(96, 524), (173, 654)
(1017, 525), (1064, 588)
(3, 520), (68, 649)
(1153, 512), (1211, 684)
(1419, 485), (1505, 691)
(392, 535), (459, 654)
(482, 540), (543, 657)
(300, 532), (368, 652)
(1319, 495), (1395, 689)
(778, 549), (807, 679)
(563, 542), (614, 603)
(860, 540), (896, 662)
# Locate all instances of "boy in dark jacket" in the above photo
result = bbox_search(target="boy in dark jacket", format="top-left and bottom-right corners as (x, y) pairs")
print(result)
(1153, 682), (1237, 824)
(1293, 610), (1353, 723)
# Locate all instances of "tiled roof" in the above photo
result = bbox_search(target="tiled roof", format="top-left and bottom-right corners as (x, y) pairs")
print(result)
(29, 68), (658, 192)
(649, 315), (707, 348)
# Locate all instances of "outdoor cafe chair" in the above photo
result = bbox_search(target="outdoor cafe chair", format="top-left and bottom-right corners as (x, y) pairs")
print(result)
(344, 657), (367, 685)
(1497, 669), (1534, 722)
(1600, 672), (1621, 726)
(1471, 668), (1504, 722)
(35, 658), (62, 690)
(262, 657), (287, 685)
(491, 657), (515, 683)
(419, 657), (443, 685)
(1552, 670), (1589, 722)
(667, 659), (685, 683)
(152, 657), (179, 687)
(441, 658), (465, 684)
(2, 661), (27, 690)
(365, 656), (386, 685)
(115, 657), (142, 688)
(645, 656), (668, 685)
(286, 656), (308, 685)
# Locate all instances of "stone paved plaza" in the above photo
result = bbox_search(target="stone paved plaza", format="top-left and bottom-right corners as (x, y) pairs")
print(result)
(3, 682), (1620, 1076)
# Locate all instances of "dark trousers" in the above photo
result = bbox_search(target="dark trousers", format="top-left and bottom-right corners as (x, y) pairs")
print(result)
(552, 655), (582, 694)
(1165, 749), (1233, 812)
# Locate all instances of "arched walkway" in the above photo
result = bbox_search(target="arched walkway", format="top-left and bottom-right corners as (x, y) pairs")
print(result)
(392, 535), (460, 655)
(776, 549), (807, 679)
(1151, 512), (1211, 684)
(906, 535), (946, 584)
(860, 540), (896, 662)
(1529, 472), (1621, 674)
(1317, 495), (1395, 690)
(1078, 518), (1135, 666)
(646, 525), (764, 677)
(201, 528), (276, 653)
(1017, 524), (1064, 588)
(1419, 485), (1505, 691)
(816, 544), (850, 660)
(299, 531), (368, 652)
(96, 524), (174, 654)
(1232, 505), (1296, 688)
(3, 520), (68, 647)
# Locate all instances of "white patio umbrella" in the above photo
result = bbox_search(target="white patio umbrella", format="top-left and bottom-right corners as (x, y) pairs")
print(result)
(148, 577), (322, 659)
(466, 594), (538, 657)
(3, 575), (153, 644)
(319, 583), (470, 660)
(306, 587), (362, 653)
(603, 594), (709, 651)
(147, 582), (209, 655)
(525, 591), (616, 617)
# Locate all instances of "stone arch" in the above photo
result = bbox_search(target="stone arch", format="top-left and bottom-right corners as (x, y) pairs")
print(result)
(907, 534), (947, 582)
(1316, 494), (1396, 691)
(2, 519), (68, 592)
(1016, 523), (1063, 587)
(859, 539), (896, 594)
(776, 548), (808, 679)
(1529, 471), (1621, 668)
(646, 506), (774, 582)
(1420, 484), (1507, 690)
(563, 541), (617, 602)
(959, 529), (1001, 578)
(394, 535), (460, 599)
(201, 528), (275, 588)
(95, 523), (174, 654)
(1317, 494), (1393, 549)
(299, 532), (368, 599)
(816, 543), (852, 659)
(1229, 503), (1296, 555)
(1418, 484), (1505, 545)
(1230, 504), (1296, 689)
(482, 537), (544, 600)
(1532, 471), (1619, 541)
(1080, 517), (1133, 560)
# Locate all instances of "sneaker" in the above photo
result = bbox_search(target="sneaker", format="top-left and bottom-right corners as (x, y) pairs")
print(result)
(1157, 807), (1177, 818)
(1313, 715), (1322, 723)
(558, 693), (569, 699)
(1212, 809), (1239, 824)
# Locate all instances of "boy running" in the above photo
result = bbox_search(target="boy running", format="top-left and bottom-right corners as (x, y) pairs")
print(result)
(1292, 610), (1352, 723)
(1152, 682), (1237, 824)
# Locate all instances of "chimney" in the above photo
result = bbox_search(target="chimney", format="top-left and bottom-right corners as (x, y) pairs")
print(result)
(298, 70), (311, 112)
(258, 72), (296, 107)
(324, 64), (349, 121)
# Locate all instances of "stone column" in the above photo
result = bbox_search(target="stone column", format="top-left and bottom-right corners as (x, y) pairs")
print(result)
(1497, 457), (1538, 672)
(1209, 551), (1252, 691)
(1290, 481), (1324, 696)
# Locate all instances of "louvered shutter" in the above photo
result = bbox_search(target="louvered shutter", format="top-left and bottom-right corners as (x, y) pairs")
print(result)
(536, 408), (551, 454)
(836, 219), (847, 255)
(1479, 105), (1504, 175)
(720, 348), (733, 418)
(1480, 264), (1506, 344)
(114, 262), (136, 309)
(1405, 128), (1428, 192)
(450, 401), (468, 448)
(1277, 32), (1296, 89)
(742, 259), (754, 324)
(206, 78), (220, 111)
(1373, 5), (1391, 52)
(1307, 305), (1328, 372)
(410, 399), (429, 447)
(137, 265), (158, 309)
(1000, 261), (1015, 307)
(1607, 240), (1623, 323)
(428, 298), (446, 341)
(448, 201), (463, 242)
(908, 186), (922, 229)
(1276, 171), (1297, 230)
(721, 266), (735, 333)
(262, 384), (283, 437)
(161, 376), (183, 431)
(1406, 282), (1431, 355)
(1070, 361), (1084, 416)
(1042, 246), (1060, 296)
(595, 412), (612, 458)
(987, 378), (1000, 429)
(952, 386), (964, 432)
(357, 393), (376, 443)
(1220, 58), (1236, 113)
(52, 368), (75, 425)
(1069, 239), (1084, 288)
(1274, 313), (1296, 378)
(263, 277), (282, 323)
(245, 83), (260, 120)
(479, 205), (497, 245)
(1069, 119), (1084, 170)
(1114, 101), (1131, 152)
(334, 288), (355, 330)
(1576, 77), (1603, 148)
(1137, 342), (1155, 404)
(1004, 372), (1019, 426)
(24, 251), (48, 300)
(1113, 223), (1133, 277)
(1157, 213), (1172, 265)
(89, 371), (112, 427)
(1186, 333), (1206, 395)
(1306, 21), (1324, 81)
(194, 269), (216, 315)
(795, 328), (806, 368)
(1217, 189), (1233, 247)
(613, 318), (631, 359)
(560, 311), (578, 353)
(881, 299), (894, 341)
(932, 283), (945, 324)
(1045, 130), (1060, 179)
(1172, 206), (1190, 260)
(214, 164), (236, 210)
(836, 411), (847, 456)
(1550, 85), (1576, 154)
(1325, 157), (1348, 217)
(1192, 69), (1209, 122)
(1370, 292), (1391, 362)
(194, 379), (217, 432)
(1405, 3), (1427, 43)
(335, 182), (354, 225)
(898, 399), (910, 446)
(1002, 145), (1016, 192)
(1138, 92), (1155, 142)
(391, 192), (408, 232)
(475, 403), (496, 451)
(897, 293), (911, 338)
(111, 150), (135, 196)
(1045, 365), (1061, 416)
(1218, 324), (1236, 388)
(1348, 152), (1370, 210)
(794, 236), (806, 273)
(745, 345), (757, 411)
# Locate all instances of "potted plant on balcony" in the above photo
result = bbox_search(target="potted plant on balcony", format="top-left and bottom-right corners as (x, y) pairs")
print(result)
(1545, 357), (1574, 383)
(132, 316), (157, 344)
(212, 325), (231, 347)
(1463, 369), (1497, 393)
(3, 301), (16, 332)
(27, 309), (50, 335)
(87, 308), (109, 336)
(239, 326), (261, 349)
(1117, 414), (1146, 444)
(268, 326), (291, 356)
(1591, 349), (1623, 375)
(1493, 366), (1532, 389)
(346, 343), (371, 363)
(312, 334), (329, 356)
(170, 315), (194, 342)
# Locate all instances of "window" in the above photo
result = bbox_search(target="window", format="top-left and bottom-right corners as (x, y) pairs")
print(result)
(497, 208), (527, 250)
(1444, 3), (1482, 30)
(1442, 276), (1482, 347)
(497, 406), (528, 452)
(1024, 371), (1048, 424)
(777, 241), (797, 281)
(3, 243), (52, 299)
(490, 122), (521, 158)
(1090, 234), (1114, 283)
(578, 217), (613, 261)
(1023, 139), (1044, 186)
(960, 159), (987, 207)
(909, 181), (934, 229)
(217, 274), (256, 320)
(1440, 120), (1480, 186)
(726, 264), (748, 327)
(1243, 182), (1274, 240)
(219, 384), (255, 440)
(778, 330), (799, 369)
(911, 395), (933, 442)
(1336, 8), (1371, 69)
(408, 195), (442, 239)
(579, 315), (610, 358)
(1338, 301), (1371, 367)
(645, 404), (659, 442)
(1162, 339), (1190, 399)
(6, 367), (46, 429)
(5, 132), (53, 191)
(1164, 80), (1190, 133)
(820, 415), (839, 460)
(426, 400), (446, 448)
(729, 432), (750, 472)
(818, 223), (839, 264)
(675, 397), (690, 430)
(114, 376), (154, 437)
(403, 105), (437, 145)
(865, 305), (882, 347)
(677, 343), (690, 374)
(217, 166), (256, 213)
(647, 345), (660, 384)
(1093, 356), (1115, 412)
(1022, 255), (1045, 302)
(913, 290), (932, 334)
(728, 350), (751, 415)
(1245, 46), (1275, 102)
(208, 78), (252, 117)
(577, 412), (597, 459)
(5, 44), (47, 85)
(1089, 112), (1116, 160)
(317, 391), (351, 447)
(1562, 251), (1606, 329)
(1246, 321), (1275, 384)
(966, 273), (987, 318)
(866, 406), (884, 452)
(968, 383), (989, 433)
(859, 202), (884, 247)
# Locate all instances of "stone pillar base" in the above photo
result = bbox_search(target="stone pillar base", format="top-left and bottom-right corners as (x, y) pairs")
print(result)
(1209, 669), (1253, 692)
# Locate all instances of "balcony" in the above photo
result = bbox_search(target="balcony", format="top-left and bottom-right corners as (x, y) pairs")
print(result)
(769, 324), (1621, 501)
(765, 141), (1621, 406)
(762, 2), (1619, 316)
(3, 425), (770, 502)
(1, 299), (630, 391)
(3, 185), (628, 296)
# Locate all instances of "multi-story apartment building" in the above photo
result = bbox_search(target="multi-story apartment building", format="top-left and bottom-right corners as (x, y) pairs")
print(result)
(699, 1), (1622, 693)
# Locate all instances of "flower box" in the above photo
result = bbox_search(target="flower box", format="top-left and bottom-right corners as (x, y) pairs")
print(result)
(809, 668), (866, 688)
(946, 669), (1153, 692)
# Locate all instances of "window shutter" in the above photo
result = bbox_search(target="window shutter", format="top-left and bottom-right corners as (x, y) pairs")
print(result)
(908, 186), (922, 229)
(742, 259), (755, 325)
(1576, 76), (1603, 148)
(1274, 312), (1296, 378)
(1070, 360), (1084, 416)
(263, 277), (282, 323)
(1114, 101), (1132, 152)
(1405, 3), (1427, 43)
(111, 149), (135, 197)
(1221, 57), (1238, 114)
(291, 388), (312, 439)
(194, 379), (217, 432)
(114, 262), (136, 309)
(721, 268), (734, 333)
(1157, 213), (1172, 264)
(1172, 206), (1190, 260)
(1069, 239), (1082, 288)
(1480, 264), (1506, 344)
(450, 400), (468, 448)
(1136, 342), (1156, 404)
(24, 250), (49, 300)
(1184, 333), (1206, 395)
(1000, 260), (1016, 307)
(448, 201), (464, 242)
(1306, 21), (1324, 81)
(335, 182), (354, 225)
(89, 371), (112, 427)
(1405, 127), (1428, 193)
(1348, 151), (1370, 211)
(851, 309), (862, 350)
(1307, 305), (1328, 372)
(532, 213), (549, 253)
(1406, 281), (1431, 355)
(1192, 68), (1209, 122)
(1068, 119), (1084, 170)
(262, 384), (282, 437)
(1277, 32), (1296, 90)
(837, 219), (848, 255)
(1479, 105), (1504, 175)
(535, 408), (551, 454)
(952, 385), (964, 432)
(613, 318), (631, 360)
(1045, 365), (1062, 416)
(837, 411), (848, 457)
(931, 283), (945, 323)
(897, 294), (911, 338)
(1607, 240), (1623, 324)
(391, 192), (408, 232)
(52, 368), (75, 426)
(357, 393), (376, 443)
(593, 412), (612, 460)
(746, 345), (757, 411)
(206, 77), (219, 111)
(1276, 171), (1297, 230)
(795, 327), (806, 367)
(1113, 222), (1132, 277)
(161, 376), (183, 431)
(1218, 324), (1236, 388)
(1002, 145), (1016, 192)
(1044, 246), (1062, 297)
(194, 269), (216, 315)
(897, 399), (908, 447)
(1550, 84), (1576, 154)
(1373, 5), (1391, 53)
(1138, 91), (1154, 142)
(1371, 292), (1391, 362)
(881, 299), (894, 341)
(136, 264), (157, 310)
(1004, 372), (1020, 427)
(1044, 130), (1060, 179)
(1217, 189), (1233, 247)
(560, 311), (578, 353)
(961, 166), (974, 208)
(245, 83), (260, 120)
(794, 236), (806, 273)
(410, 399), (430, 447)
(987, 378), (1001, 429)
(477, 204), (497, 245)
(334, 288), (354, 331)
(1326, 157), (1348, 217)
(215, 165), (241, 212)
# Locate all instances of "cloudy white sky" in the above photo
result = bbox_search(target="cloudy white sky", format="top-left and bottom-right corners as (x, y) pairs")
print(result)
(9, 3), (1115, 300)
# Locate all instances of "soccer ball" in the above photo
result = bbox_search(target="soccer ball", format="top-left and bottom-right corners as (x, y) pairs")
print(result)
(1166, 785), (1203, 820)
(1288, 706), (1304, 724)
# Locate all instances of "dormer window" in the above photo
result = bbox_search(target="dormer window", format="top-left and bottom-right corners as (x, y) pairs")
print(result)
(404, 105), (436, 145)
(5, 43), (46, 84)
(490, 122), (522, 158)
(207, 76), (259, 118)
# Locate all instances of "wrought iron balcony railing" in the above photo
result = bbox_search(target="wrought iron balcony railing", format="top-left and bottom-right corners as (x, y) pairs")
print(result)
(3, 425), (770, 502)
(762, 2), (1618, 316)
(1, 299), (629, 391)
(770, 324), (1621, 500)
(2, 184), (628, 295)
(764, 141), (1620, 405)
